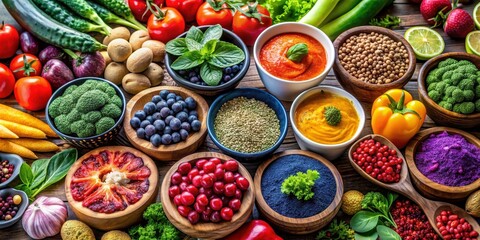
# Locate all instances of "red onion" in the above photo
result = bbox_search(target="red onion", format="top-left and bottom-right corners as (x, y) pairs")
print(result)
(22, 196), (67, 239)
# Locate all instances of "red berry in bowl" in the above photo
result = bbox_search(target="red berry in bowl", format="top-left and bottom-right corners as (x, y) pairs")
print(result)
(224, 160), (238, 172)
(181, 191), (195, 206)
(220, 207), (234, 221)
(236, 177), (249, 191)
(188, 211), (200, 224)
(210, 198), (223, 211)
(178, 162), (192, 175)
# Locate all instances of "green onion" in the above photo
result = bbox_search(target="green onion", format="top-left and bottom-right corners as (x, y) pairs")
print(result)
(298, 0), (340, 27)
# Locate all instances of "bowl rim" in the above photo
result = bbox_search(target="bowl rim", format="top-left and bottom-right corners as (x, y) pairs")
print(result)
(254, 149), (344, 222)
(0, 188), (29, 229)
(45, 77), (126, 140)
(253, 22), (335, 84)
(165, 25), (250, 91)
(332, 25), (416, 89)
(0, 153), (23, 189)
(417, 52), (480, 119)
(289, 85), (366, 148)
(207, 88), (289, 158)
(405, 127), (480, 192)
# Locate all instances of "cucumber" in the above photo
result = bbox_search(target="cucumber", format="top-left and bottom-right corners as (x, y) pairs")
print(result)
(57, 0), (111, 34)
(92, 0), (145, 30)
(31, 0), (108, 35)
(2, 0), (105, 52)
(87, 1), (146, 31)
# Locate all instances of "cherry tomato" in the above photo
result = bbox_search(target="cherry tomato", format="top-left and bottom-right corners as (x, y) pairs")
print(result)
(0, 63), (15, 98)
(196, 0), (233, 30)
(147, 7), (185, 43)
(166, 0), (203, 22)
(128, 0), (165, 23)
(9, 53), (42, 80)
(0, 22), (19, 59)
(232, 2), (272, 46)
(14, 76), (52, 111)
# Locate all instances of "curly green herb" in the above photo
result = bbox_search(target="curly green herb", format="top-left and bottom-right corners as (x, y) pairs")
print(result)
(281, 169), (319, 201)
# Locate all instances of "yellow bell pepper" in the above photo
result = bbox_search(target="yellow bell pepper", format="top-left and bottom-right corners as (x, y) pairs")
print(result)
(371, 89), (426, 149)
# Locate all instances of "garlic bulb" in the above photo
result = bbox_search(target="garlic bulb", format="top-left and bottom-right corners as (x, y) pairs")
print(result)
(22, 196), (68, 239)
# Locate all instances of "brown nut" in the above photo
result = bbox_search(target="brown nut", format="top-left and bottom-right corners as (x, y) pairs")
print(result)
(104, 62), (130, 85)
(126, 48), (153, 73)
(103, 27), (131, 45)
(142, 40), (166, 62)
(129, 30), (150, 51)
(122, 73), (151, 95)
(142, 63), (164, 86)
(107, 39), (132, 62)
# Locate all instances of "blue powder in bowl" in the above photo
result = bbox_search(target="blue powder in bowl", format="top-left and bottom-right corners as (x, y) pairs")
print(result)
(261, 154), (336, 218)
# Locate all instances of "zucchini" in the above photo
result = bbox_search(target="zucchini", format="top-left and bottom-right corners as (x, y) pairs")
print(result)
(57, 0), (111, 34)
(92, 0), (146, 30)
(31, 0), (108, 35)
(318, 0), (362, 27)
(87, 1), (146, 31)
(2, 0), (105, 52)
(320, 0), (395, 40)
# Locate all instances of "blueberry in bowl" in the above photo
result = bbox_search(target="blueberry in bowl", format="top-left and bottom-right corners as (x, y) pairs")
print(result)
(165, 25), (250, 96)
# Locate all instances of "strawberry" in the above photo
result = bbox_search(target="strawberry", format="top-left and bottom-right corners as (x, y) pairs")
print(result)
(444, 8), (475, 38)
(420, 0), (452, 25)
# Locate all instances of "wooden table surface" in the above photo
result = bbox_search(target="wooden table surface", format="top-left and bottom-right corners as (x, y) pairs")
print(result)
(1, 1), (479, 239)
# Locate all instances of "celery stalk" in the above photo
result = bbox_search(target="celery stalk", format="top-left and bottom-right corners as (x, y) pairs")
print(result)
(298, 0), (340, 27)
(318, 0), (362, 27)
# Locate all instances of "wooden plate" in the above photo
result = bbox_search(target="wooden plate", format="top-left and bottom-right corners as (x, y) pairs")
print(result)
(161, 152), (254, 240)
(123, 86), (209, 161)
(254, 150), (344, 234)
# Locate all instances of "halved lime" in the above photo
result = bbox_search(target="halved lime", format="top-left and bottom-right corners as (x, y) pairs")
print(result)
(466, 31), (480, 56)
(404, 26), (445, 61)
(475, 2), (480, 30)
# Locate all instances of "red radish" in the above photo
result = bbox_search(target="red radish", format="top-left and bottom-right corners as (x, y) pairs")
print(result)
(444, 8), (475, 38)
(420, 0), (452, 25)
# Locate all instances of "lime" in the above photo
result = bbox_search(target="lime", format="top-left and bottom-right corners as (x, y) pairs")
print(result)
(466, 31), (480, 56)
(475, 2), (480, 30)
(404, 26), (445, 61)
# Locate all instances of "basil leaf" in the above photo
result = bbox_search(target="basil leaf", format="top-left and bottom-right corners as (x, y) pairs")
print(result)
(171, 51), (204, 70)
(350, 211), (381, 233)
(209, 41), (245, 68)
(200, 39), (217, 56)
(287, 43), (308, 62)
(166, 38), (188, 56)
(377, 225), (401, 240)
(30, 159), (49, 189)
(201, 24), (223, 45)
(186, 26), (204, 43)
(200, 63), (222, 86)
(354, 231), (379, 240)
(19, 162), (33, 186)
(31, 148), (77, 198)
(186, 38), (203, 51)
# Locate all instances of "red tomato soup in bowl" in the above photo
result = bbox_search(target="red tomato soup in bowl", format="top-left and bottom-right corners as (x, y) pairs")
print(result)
(259, 33), (327, 81)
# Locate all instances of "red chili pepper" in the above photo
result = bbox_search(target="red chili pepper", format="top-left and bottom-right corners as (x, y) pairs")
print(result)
(223, 220), (283, 240)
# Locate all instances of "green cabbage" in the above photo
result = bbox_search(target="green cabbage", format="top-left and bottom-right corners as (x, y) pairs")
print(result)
(263, 0), (317, 24)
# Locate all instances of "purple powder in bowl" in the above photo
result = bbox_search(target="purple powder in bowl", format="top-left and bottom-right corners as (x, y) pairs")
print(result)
(415, 131), (480, 187)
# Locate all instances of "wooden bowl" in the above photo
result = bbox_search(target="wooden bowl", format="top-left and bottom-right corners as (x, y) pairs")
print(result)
(333, 26), (416, 103)
(254, 150), (343, 234)
(405, 127), (480, 200)
(418, 52), (480, 129)
(65, 146), (158, 230)
(123, 86), (208, 161)
(161, 152), (254, 240)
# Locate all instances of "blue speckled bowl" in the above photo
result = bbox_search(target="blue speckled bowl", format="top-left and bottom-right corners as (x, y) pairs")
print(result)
(0, 188), (28, 229)
(0, 153), (23, 189)
(207, 88), (288, 161)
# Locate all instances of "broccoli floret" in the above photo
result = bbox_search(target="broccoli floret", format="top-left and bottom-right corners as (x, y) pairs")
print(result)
(475, 85), (480, 98)
(95, 81), (110, 92)
(160, 224), (181, 240)
(464, 65), (478, 74)
(426, 69), (440, 84)
(458, 78), (475, 91)
(447, 97), (456, 104)
(442, 70), (454, 81)
(435, 82), (447, 93)
(66, 109), (81, 123)
(459, 102), (475, 114)
(71, 120), (95, 137)
(57, 95), (76, 115)
(105, 86), (117, 97)
(438, 58), (458, 68)
(457, 60), (475, 67)
(83, 79), (99, 89)
(70, 84), (90, 99)
(445, 85), (457, 97)
(428, 90), (442, 102)
(108, 95), (123, 108)
(449, 73), (464, 86)
(452, 88), (465, 103)
(81, 111), (102, 123)
(76, 90), (107, 113)
(48, 97), (63, 118)
(324, 106), (342, 126)
(438, 101), (453, 111)
(63, 85), (77, 96)
(95, 117), (115, 135)
(464, 90), (475, 101)
(54, 114), (72, 134)
(453, 103), (462, 113)
(427, 82), (438, 92)
(476, 99), (480, 112)
(101, 103), (122, 119)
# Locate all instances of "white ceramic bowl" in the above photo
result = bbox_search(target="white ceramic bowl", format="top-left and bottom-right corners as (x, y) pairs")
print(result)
(253, 22), (335, 101)
(290, 86), (366, 160)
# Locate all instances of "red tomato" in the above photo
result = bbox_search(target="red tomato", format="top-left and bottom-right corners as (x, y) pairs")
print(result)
(0, 63), (15, 98)
(14, 76), (52, 111)
(9, 53), (42, 80)
(166, 0), (203, 22)
(0, 22), (19, 59)
(128, 0), (164, 23)
(196, 1), (233, 30)
(232, 3), (272, 46)
(147, 7), (185, 43)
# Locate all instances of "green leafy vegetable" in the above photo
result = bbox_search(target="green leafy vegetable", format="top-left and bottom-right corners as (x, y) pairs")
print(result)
(287, 43), (308, 63)
(129, 203), (181, 240)
(354, 231), (378, 240)
(376, 225), (401, 240)
(15, 149), (78, 199)
(166, 24), (245, 86)
(316, 219), (355, 240)
(262, 0), (317, 24)
(369, 15), (401, 29)
(360, 192), (397, 227)
(350, 211), (381, 233)
(281, 169), (319, 201)
(324, 106), (342, 126)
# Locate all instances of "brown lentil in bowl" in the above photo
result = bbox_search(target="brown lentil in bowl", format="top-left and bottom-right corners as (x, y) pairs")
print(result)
(338, 32), (409, 84)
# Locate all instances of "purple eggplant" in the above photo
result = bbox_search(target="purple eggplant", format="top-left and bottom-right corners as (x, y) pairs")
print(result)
(38, 46), (66, 65)
(64, 50), (105, 78)
(20, 32), (40, 55)
(41, 59), (74, 90)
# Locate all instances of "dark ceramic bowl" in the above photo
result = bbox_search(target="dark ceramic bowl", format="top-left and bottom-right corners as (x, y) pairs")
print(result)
(0, 153), (23, 189)
(165, 26), (250, 96)
(45, 77), (126, 148)
(0, 188), (28, 229)
(207, 88), (288, 161)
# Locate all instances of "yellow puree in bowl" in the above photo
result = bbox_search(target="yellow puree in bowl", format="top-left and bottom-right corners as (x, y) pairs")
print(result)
(294, 91), (359, 145)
